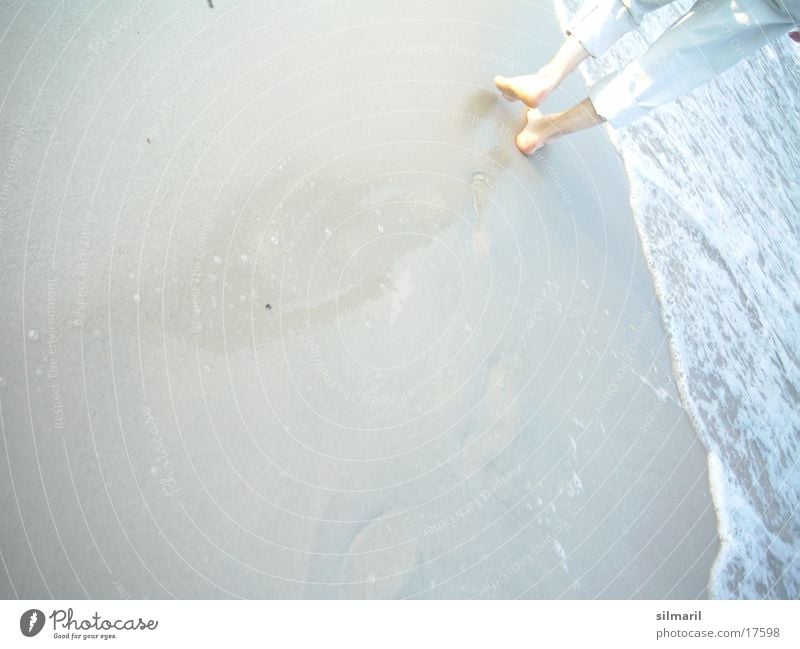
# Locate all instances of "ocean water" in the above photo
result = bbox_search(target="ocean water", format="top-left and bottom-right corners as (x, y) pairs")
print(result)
(551, 0), (800, 597)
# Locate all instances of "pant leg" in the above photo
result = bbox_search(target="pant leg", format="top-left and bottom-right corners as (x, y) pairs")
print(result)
(589, 0), (799, 127)
(567, 0), (680, 57)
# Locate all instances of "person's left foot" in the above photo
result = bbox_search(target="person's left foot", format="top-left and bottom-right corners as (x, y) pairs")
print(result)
(515, 109), (554, 155)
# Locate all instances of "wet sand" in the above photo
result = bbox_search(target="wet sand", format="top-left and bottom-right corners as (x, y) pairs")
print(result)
(0, 0), (717, 598)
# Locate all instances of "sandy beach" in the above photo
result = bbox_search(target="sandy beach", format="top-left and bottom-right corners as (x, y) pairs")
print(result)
(0, 0), (718, 598)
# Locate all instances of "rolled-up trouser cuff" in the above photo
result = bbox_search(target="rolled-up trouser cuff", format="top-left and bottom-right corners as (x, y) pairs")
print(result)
(588, 62), (649, 128)
(566, 0), (638, 57)
(588, 0), (800, 128)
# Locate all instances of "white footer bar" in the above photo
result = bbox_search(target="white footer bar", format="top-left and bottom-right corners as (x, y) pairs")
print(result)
(1, 600), (798, 648)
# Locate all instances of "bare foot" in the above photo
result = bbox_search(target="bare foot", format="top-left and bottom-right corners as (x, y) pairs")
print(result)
(515, 109), (554, 155)
(494, 68), (557, 108)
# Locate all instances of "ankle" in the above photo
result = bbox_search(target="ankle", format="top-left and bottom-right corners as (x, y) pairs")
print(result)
(538, 112), (563, 141)
(534, 65), (564, 99)
(538, 63), (559, 86)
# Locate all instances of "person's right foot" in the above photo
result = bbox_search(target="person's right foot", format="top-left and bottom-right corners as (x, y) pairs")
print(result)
(494, 69), (557, 108)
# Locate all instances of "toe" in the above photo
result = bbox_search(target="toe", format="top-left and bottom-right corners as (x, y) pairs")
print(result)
(494, 76), (517, 101)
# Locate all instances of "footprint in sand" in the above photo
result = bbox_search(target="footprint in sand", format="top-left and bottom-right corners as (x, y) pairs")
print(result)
(342, 515), (420, 598)
(471, 171), (493, 257)
(461, 354), (520, 474)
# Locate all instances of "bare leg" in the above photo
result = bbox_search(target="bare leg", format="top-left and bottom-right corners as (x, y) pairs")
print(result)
(515, 98), (605, 155)
(494, 35), (589, 108)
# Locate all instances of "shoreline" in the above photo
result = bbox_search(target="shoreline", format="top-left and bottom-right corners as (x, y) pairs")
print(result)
(551, 0), (800, 598)
(550, 0), (724, 596)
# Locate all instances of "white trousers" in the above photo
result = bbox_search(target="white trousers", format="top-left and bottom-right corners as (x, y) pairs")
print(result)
(566, 0), (800, 126)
